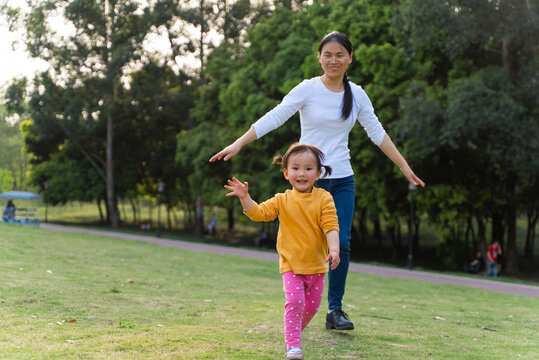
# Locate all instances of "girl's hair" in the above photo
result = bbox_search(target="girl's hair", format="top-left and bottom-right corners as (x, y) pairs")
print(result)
(272, 143), (332, 177)
(318, 31), (353, 120)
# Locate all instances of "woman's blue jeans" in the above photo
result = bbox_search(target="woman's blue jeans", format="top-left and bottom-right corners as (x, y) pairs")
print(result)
(315, 175), (355, 311)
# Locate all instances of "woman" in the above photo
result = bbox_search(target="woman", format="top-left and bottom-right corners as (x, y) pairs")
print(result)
(210, 31), (425, 331)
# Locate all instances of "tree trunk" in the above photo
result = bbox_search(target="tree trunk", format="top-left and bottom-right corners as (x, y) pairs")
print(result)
(373, 215), (382, 248)
(105, 110), (119, 227)
(505, 174), (519, 274)
(477, 216), (487, 255)
(104, 198), (110, 224)
(465, 217), (476, 253)
(104, 0), (119, 228)
(192, 0), (207, 234)
(525, 209), (537, 260)
(390, 223), (398, 261)
(171, 207), (179, 228)
(228, 207), (234, 230)
(148, 198), (153, 226)
(129, 198), (137, 224)
(350, 225), (360, 252)
(118, 199), (125, 223)
(196, 196), (204, 234)
(397, 218), (402, 251)
(97, 199), (105, 224)
(188, 205), (194, 229)
(199, 0), (206, 86)
(167, 206), (172, 230)
(358, 206), (367, 243)
(502, 35), (513, 81)
(183, 204), (189, 229)
(492, 212), (504, 245)
(414, 220), (420, 253)
(505, 203), (519, 274)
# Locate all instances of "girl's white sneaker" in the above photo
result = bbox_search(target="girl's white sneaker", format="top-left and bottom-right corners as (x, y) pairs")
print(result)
(286, 347), (304, 360)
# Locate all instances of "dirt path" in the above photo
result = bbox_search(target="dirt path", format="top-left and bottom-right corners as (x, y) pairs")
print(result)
(40, 223), (539, 298)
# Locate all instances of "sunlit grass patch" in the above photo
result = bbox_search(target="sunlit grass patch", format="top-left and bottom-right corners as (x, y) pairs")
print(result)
(1, 223), (537, 359)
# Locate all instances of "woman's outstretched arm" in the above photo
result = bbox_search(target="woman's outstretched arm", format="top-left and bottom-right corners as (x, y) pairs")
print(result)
(379, 134), (425, 187)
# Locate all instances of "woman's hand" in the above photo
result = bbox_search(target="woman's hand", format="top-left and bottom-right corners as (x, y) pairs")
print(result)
(209, 127), (257, 162)
(224, 177), (249, 199)
(400, 166), (425, 188)
(210, 142), (242, 162)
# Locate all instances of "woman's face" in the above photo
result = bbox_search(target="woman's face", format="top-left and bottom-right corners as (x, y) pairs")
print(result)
(318, 41), (352, 80)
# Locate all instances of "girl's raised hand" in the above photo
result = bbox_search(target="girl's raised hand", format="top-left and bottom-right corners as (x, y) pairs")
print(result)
(224, 177), (249, 199)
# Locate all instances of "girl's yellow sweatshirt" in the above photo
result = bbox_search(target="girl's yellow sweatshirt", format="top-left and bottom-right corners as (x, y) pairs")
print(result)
(244, 187), (339, 274)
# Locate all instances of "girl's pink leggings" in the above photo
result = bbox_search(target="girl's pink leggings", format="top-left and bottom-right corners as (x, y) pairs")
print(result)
(282, 271), (325, 350)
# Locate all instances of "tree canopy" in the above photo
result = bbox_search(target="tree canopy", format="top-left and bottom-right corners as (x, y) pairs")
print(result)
(2, 0), (537, 272)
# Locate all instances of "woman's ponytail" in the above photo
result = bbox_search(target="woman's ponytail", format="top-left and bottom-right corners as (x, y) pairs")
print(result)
(341, 75), (352, 120)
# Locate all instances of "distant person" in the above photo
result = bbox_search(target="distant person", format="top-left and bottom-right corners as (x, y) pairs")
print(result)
(224, 143), (340, 360)
(484, 241), (502, 278)
(463, 251), (485, 274)
(3, 200), (16, 221)
(211, 31), (425, 330)
(207, 214), (218, 235)
(255, 229), (270, 248)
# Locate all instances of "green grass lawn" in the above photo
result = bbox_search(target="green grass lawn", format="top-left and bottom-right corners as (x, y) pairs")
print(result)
(1, 223), (538, 359)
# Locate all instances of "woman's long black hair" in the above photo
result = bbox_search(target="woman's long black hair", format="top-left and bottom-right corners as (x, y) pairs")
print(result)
(318, 31), (353, 120)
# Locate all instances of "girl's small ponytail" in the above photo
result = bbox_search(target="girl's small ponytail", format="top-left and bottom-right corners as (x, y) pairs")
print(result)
(272, 154), (283, 165)
(321, 164), (332, 177)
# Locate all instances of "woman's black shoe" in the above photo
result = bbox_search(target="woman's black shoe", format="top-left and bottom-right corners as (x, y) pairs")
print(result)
(326, 309), (354, 330)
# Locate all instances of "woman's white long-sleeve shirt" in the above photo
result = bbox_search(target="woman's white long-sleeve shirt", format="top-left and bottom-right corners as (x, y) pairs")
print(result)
(252, 76), (386, 179)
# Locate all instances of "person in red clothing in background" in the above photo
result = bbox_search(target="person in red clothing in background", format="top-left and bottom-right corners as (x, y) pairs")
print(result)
(484, 241), (502, 278)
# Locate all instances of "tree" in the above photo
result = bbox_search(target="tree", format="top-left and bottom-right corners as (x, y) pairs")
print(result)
(123, 61), (194, 227)
(28, 151), (105, 206)
(176, 1), (299, 233)
(394, 0), (539, 273)
(0, 168), (14, 193)
(1, 81), (30, 190)
(5, 0), (182, 226)
(176, 0), (268, 233)
(216, 3), (315, 206)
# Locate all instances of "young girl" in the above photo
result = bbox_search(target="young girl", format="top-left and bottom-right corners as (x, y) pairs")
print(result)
(224, 143), (340, 360)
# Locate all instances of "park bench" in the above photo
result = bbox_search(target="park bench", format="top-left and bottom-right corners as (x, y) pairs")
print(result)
(3, 207), (40, 226)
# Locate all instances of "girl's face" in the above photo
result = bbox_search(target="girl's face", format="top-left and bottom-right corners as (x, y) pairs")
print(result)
(318, 41), (352, 80)
(283, 151), (322, 193)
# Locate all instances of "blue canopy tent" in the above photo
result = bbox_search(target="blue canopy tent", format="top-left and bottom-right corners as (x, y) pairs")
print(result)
(1, 191), (41, 225)
(0, 191), (42, 200)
